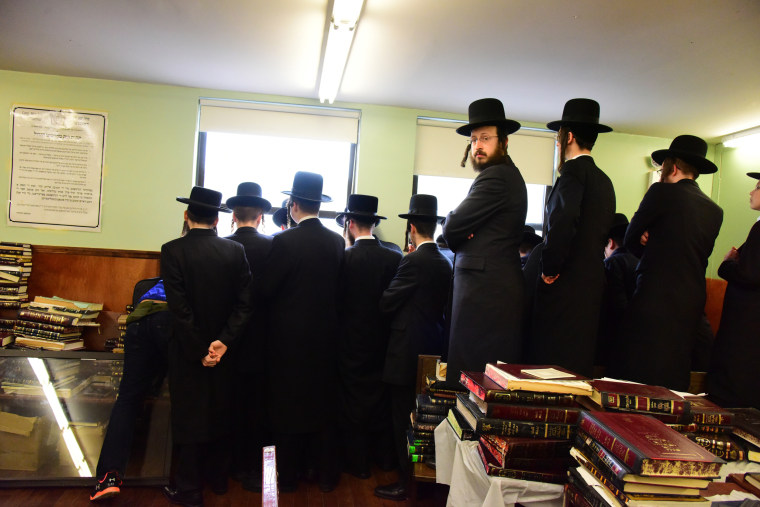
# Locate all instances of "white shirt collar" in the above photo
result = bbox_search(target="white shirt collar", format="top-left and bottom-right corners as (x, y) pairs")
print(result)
(355, 235), (375, 241)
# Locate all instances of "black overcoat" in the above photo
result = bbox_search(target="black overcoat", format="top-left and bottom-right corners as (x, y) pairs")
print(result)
(380, 243), (452, 386)
(708, 220), (760, 409)
(598, 247), (639, 368)
(612, 179), (723, 390)
(528, 155), (615, 376)
(160, 228), (253, 444)
(259, 218), (345, 433)
(339, 238), (402, 425)
(442, 160), (527, 382)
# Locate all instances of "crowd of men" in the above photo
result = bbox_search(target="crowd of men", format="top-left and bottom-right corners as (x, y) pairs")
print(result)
(89, 97), (758, 505)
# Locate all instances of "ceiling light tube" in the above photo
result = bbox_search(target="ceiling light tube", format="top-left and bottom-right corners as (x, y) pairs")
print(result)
(722, 125), (760, 149)
(318, 0), (364, 104)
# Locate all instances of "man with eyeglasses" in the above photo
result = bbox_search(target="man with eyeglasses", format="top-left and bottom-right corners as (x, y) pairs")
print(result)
(525, 98), (615, 377)
(442, 98), (527, 384)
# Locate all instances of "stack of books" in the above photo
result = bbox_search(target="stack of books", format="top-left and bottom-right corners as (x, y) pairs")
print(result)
(409, 393), (450, 464)
(729, 407), (760, 465)
(456, 363), (592, 483)
(676, 396), (748, 462)
(12, 296), (102, 351)
(0, 242), (32, 311)
(567, 411), (725, 506)
(0, 317), (15, 347)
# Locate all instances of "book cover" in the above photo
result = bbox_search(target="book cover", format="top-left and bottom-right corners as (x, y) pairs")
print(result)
(480, 433), (571, 464)
(684, 396), (733, 425)
(478, 435), (570, 470)
(726, 473), (760, 498)
(484, 363), (592, 395)
(588, 379), (690, 415)
(468, 391), (580, 423)
(460, 370), (576, 406)
(731, 407), (760, 448)
(476, 444), (566, 483)
(446, 408), (475, 441)
(578, 411), (725, 477)
(456, 393), (575, 439)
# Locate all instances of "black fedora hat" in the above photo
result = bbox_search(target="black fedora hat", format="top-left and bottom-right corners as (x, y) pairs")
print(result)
(398, 194), (445, 222)
(177, 186), (230, 216)
(747, 172), (760, 180)
(456, 98), (521, 137)
(547, 98), (612, 133)
(225, 182), (272, 212)
(521, 225), (542, 248)
(651, 135), (717, 174)
(272, 199), (291, 228)
(282, 171), (332, 202)
(336, 194), (387, 227)
(608, 213), (629, 239)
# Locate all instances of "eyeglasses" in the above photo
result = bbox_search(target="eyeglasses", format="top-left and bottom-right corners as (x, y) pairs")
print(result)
(469, 134), (498, 145)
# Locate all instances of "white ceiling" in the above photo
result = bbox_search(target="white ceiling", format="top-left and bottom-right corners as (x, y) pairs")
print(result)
(1, 0), (759, 141)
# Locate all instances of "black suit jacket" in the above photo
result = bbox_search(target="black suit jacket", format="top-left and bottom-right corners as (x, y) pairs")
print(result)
(613, 179), (723, 390)
(380, 242), (452, 386)
(259, 217), (345, 432)
(339, 238), (402, 422)
(529, 155), (616, 376)
(442, 159), (527, 382)
(160, 228), (253, 443)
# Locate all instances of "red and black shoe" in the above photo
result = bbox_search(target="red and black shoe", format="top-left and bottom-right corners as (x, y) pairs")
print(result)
(90, 470), (122, 501)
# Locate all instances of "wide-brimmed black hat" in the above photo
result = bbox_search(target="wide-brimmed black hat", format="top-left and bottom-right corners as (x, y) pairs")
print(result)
(608, 213), (629, 239)
(748, 172), (760, 180)
(225, 182), (272, 212)
(272, 199), (291, 228)
(456, 98), (521, 137)
(398, 194), (445, 222)
(651, 135), (717, 174)
(282, 171), (332, 202)
(177, 186), (230, 217)
(336, 194), (387, 227)
(521, 225), (542, 248)
(547, 98), (612, 133)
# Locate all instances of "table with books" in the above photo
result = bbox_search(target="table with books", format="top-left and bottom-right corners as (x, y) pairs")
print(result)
(432, 362), (760, 507)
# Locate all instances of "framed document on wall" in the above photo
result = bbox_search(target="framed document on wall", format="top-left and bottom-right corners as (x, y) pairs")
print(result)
(8, 106), (107, 231)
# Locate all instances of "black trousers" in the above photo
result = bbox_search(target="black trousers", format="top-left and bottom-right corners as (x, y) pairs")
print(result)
(95, 311), (170, 477)
(173, 440), (231, 493)
(388, 383), (416, 485)
(273, 428), (339, 487)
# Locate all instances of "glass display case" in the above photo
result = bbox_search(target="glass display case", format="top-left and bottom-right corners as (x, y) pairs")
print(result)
(0, 349), (170, 487)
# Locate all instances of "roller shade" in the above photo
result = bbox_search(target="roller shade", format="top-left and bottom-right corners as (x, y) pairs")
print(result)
(199, 99), (360, 143)
(414, 119), (556, 186)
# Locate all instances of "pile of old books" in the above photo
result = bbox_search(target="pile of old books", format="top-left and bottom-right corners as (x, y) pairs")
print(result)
(0, 242), (32, 312)
(455, 363), (592, 483)
(567, 411), (725, 506)
(730, 408), (760, 466)
(13, 296), (102, 351)
(409, 393), (449, 464)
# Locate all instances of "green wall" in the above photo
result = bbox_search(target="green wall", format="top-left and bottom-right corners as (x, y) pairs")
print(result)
(0, 69), (751, 277)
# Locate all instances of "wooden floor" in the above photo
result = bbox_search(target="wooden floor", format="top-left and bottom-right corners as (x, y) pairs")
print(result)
(0, 466), (449, 507)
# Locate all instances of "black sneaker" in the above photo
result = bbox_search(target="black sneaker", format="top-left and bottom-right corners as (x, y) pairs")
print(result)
(90, 471), (122, 501)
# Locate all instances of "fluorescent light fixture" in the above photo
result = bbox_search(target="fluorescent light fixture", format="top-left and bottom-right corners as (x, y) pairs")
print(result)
(722, 125), (760, 149)
(318, 0), (364, 104)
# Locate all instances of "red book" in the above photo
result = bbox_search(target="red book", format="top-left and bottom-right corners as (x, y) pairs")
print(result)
(484, 363), (592, 396)
(578, 411), (725, 478)
(479, 435), (570, 469)
(589, 379), (690, 416)
(684, 396), (733, 425)
(467, 392), (580, 423)
(476, 444), (566, 483)
(460, 370), (576, 406)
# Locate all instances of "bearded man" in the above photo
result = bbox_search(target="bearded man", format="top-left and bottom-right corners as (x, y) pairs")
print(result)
(442, 98), (527, 384)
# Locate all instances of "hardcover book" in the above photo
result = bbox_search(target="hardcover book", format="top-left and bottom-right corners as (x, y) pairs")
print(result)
(479, 435), (570, 470)
(446, 408), (475, 441)
(468, 391), (580, 423)
(730, 407), (760, 448)
(416, 394), (450, 415)
(456, 393), (575, 439)
(13, 336), (85, 351)
(460, 370), (576, 406)
(686, 432), (746, 461)
(476, 444), (566, 483)
(684, 396), (733, 425)
(480, 433), (571, 464)
(588, 379), (690, 416)
(484, 363), (592, 395)
(578, 411), (725, 478)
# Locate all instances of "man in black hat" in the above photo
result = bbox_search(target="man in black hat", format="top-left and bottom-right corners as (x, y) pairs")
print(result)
(611, 135), (723, 391)
(597, 213), (639, 370)
(272, 198), (295, 232)
(520, 225), (543, 267)
(223, 182), (273, 490)
(336, 194), (402, 478)
(160, 186), (253, 506)
(442, 97), (528, 384)
(259, 171), (345, 492)
(527, 98), (616, 377)
(375, 194), (452, 501)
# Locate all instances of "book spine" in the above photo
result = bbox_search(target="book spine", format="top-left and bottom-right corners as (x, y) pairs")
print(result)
(567, 469), (611, 507)
(19, 309), (78, 325)
(409, 454), (433, 462)
(578, 413), (645, 472)
(415, 411), (446, 423)
(460, 371), (487, 399)
(490, 390), (576, 406)
(692, 412), (733, 425)
(479, 417), (575, 439)
(13, 326), (78, 340)
(481, 433), (571, 458)
(694, 424), (733, 434)
(483, 464), (565, 482)
(479, 436), (506, 467)
(564, 482), (597, 507)
(688, 434), (746, 461)
(407, 443), (434, 454)
(487, 404), (579, 423)
(603, 392), (688, 415)
(575, 431), (631, 483)
(11, 320), (69, 333)
(573, 455), (629, 504)
(428, 395), (457, 406)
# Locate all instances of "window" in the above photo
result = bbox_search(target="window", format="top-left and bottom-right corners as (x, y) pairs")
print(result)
(196, 100), (359, 236)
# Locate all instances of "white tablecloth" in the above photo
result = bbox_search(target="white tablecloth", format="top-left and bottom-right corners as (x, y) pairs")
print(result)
(434, 420), (564, 507)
